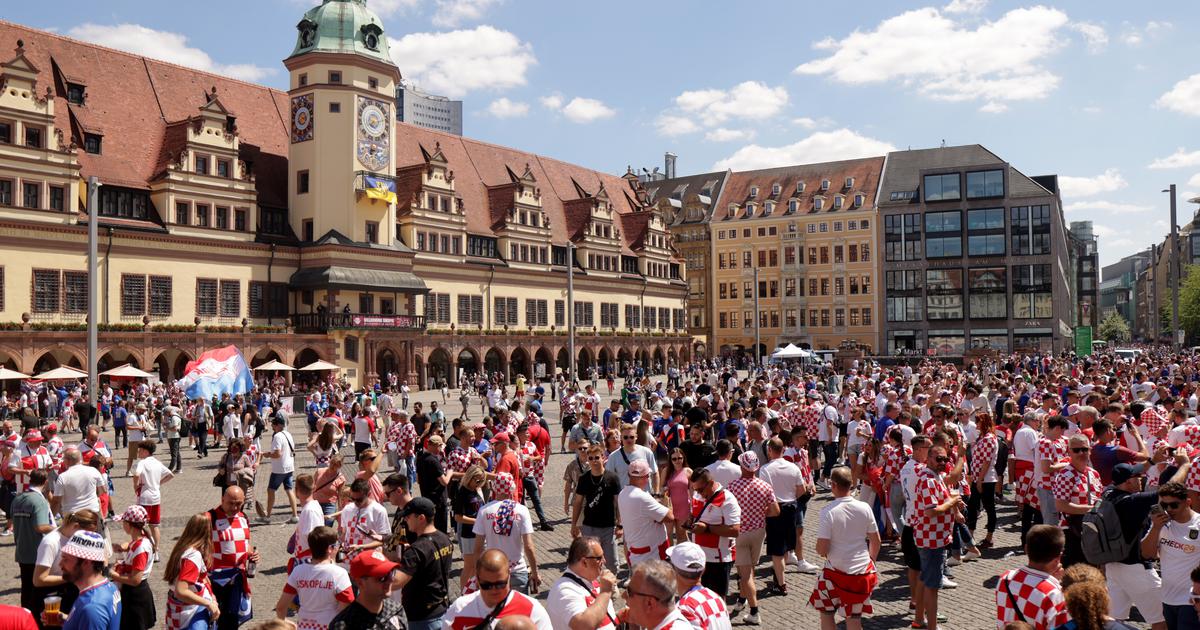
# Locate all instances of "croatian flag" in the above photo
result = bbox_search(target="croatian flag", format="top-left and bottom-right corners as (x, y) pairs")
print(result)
(179, 345), (255, 400)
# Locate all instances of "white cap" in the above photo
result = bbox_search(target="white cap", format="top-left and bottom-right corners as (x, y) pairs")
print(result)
(666, 542), (706, 572)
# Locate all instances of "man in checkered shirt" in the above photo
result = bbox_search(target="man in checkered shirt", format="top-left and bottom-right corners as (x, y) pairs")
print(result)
(913, 444), (963, 630)
(1034, 415), (1069, 529)
(727, 451), (777, 625)
(994, 524), (1068, 630)
(208, 486), (260, 630)
(1051, 434), (1103, 568)
(666, 542), (733, 630)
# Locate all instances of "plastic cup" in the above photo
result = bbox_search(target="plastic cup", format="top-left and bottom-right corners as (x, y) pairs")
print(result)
(43, 596), (61, 627)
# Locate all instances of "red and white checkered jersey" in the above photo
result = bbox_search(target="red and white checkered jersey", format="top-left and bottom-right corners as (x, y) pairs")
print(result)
(46, 436), (65, 472)
(782, 447), (815, 486)
(802, 404), (821, 439)
(1051, 465), (1102, 528)
(727, 476), (774, 532)
(391, 421), (417, 458)
(881, 444), (911, 483)
(1141, 406), (1170, 436)
(338, 500), (390, 563)
(446, 447), (473, 474)
(913, 466), (953, 549)
(1168, 423), (1200, 448)
(115, 536), (155, 579)
(1035, 437), (1068, 491)
(520, 439), (546, 487)
(209, 507), (252, 570)
(678, 585), (733, 630)
(994, 566), (1067, 630)
(164, 548), (215, 630)
(970, 433), (999, 483)
(12, 444), (51, 493)
(691, 487), (741, 563)
(1186, 453), (1200, 494)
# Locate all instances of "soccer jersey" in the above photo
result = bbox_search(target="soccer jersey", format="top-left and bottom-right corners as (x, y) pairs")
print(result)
(546, 572), (617, 630)
(1050, 466), (1102, 528)
(617, 485), (669, 560)
(283, 562), (355, 630)
(1035, 437), (1068, 491)
(164, 548), (214, 630)
(970, 433), (999, 484)
(690, 487), (741, 563)
(442, 590), (552, 630)
(115, 536), (155, 580)
(64, 580), (120, 630)
(678, 585), (732, 630)
(727, 476), (774, 533)
(338, 501), (389, 564)
(994, 566), (1067, 630)
(913, 466), (953, 549)
(209, 507), (252, 570)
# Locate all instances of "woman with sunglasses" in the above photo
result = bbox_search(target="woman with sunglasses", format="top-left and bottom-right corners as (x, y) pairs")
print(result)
(661, 447), (693, 544)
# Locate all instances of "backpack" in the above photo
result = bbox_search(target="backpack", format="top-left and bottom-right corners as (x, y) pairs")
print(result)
(1080, 487), (1131, 565)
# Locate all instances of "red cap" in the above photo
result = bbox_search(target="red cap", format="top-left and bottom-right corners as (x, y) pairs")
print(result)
(492, 432), (511, 444)
(349, 550), (399, 580)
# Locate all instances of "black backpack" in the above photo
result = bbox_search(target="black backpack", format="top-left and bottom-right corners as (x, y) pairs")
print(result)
(1080, 487), (1130, 565)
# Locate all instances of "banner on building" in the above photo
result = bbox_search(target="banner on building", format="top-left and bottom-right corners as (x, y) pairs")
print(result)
(1074, 327), (1093, 357)
(363, 175), (398, 204)
(179, 345), (255, 400)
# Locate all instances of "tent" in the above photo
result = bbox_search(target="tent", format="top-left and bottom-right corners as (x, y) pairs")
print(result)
(0, 367), (30, 380)
(32, 366), (88, 380)
(772, 344), (812, 359)
(100, 364), (154, 379)
(298, 360), (340, 371)
(253, 359), (295, 371)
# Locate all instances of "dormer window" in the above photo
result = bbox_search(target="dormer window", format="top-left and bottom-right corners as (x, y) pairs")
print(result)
(771, 183), (781, 196)
(744, 203), (754, 218)
(67, 83), (85, 105)
(845, 176), (855, 189)
(815, 198), (825, 211)
(788, 200), (798, 213)
(820, 179), (830, 191)
(854, 194), (864, 208)
(796, 181), (805, 193)
(727, 204), (737, 218)
(749, 186), (758, 199)
(833, 196), (844, 210)
(361, 24), (384, 51)
(83, 133), (102, 155)
(764, 201), (775, 215)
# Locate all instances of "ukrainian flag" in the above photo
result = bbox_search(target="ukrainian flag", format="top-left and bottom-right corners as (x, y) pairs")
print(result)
(363, 175), (397, 205)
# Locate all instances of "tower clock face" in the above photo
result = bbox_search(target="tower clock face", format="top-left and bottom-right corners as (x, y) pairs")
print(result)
(290, 94), (314, 143)
(356, 96), (391, 170)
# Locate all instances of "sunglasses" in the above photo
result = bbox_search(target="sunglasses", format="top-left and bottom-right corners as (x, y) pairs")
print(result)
(1071, 447), (1091, 454)
(623, 586), (657, 600)
(479, 579), (509, 591)
(588, 456), (602, 461)
(584, 554), (604, 562)
(622, 435), (636, 440)
(935, 456), (950, 463)
(1161, 501), (1183, 510)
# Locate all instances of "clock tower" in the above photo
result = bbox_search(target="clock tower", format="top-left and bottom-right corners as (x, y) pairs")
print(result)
(284, 0), (401, 245)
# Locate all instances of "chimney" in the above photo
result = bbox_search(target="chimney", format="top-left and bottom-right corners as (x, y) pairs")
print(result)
(664, 152), (677, 179)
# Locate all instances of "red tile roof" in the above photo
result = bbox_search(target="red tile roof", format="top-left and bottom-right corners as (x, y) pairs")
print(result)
(715, 157), (885, 221)
(0, 20), (653, 250)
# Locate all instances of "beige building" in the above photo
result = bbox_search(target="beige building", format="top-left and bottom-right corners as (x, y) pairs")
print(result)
(0, 4), (688, 388)
(709, 158), (884, 357)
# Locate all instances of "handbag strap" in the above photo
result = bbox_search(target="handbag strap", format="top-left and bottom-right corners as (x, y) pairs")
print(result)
(1002, 575), (1027, 624)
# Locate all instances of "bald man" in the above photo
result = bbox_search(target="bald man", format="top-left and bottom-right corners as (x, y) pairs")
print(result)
(442, 550), (552, 629)
(210, 486), (259, 630)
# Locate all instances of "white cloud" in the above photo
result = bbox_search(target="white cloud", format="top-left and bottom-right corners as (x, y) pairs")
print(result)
(1072, 22), (1108, 53)
(559, 97), (615, 124)
(674, 81), (789, 126)
(388, 26), (535, 98)
(366, 0), (423, 17)
(1063, 200), (1153, 213)
(1149, 148), (1200, 170)
(712, 129), (895, 171)
(66, 23), (273, 82)
(792, 117), (819, 129)
(943, 0), (987, 14)
(1157, 73), (1200, 117)
(794, 6), (1069, 105)
(1058, 168), (1128, 198)
(704, 128), (755, 143)
(432, 0), (502, 27)
(486, 97), (528, 118)
(655, 114), (700, 137)
(1122, 20), (1172, 46)
(539, 95), (563, 110)
(1189, 173), (1200, 189)
(979, 101), (1008, 114)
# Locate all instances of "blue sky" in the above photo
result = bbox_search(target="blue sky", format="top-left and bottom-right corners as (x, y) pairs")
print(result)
(11, 0), (1200, 267)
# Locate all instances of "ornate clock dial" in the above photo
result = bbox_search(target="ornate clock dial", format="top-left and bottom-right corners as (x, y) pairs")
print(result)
(359, 104), (386, 138)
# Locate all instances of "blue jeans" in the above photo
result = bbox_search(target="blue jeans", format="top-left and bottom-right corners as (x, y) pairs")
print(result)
(510, 570), (530, 594)
(918, 546), (948, 589)
(408, 619), (443, 630)
(1163, 603), (1200, 630)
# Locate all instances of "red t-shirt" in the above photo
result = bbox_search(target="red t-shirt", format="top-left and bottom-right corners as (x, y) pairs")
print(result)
(494, 450), (523, 502)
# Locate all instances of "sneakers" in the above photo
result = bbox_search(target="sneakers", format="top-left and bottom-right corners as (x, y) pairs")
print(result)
(941, 578), (958, 589)
(946, 556), (962, 567)
(287, 516), (299, 524)
(963, 549), (982, 561)
(742, 612), (760, 625)
(795, 559), (819, 573)
(256, 516), (271, 525)
(729, 599), (746, 615)
(785, 551), (798, 564)
(538, 523), (554, 532)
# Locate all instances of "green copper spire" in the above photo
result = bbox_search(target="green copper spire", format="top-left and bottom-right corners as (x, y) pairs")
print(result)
(288, 0), (394, 65)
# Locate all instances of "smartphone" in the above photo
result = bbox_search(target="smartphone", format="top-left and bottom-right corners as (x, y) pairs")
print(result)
(1151, 504), (1165, 517)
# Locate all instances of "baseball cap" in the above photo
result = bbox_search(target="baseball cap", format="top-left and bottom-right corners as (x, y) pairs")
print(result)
(62, 531), (110, 562)
(628, 460), (652, 478)
(349, 550), (399, 580)
(426, 435), (445, 446)
(492, 432), (511, 444)
(738, 451), (760, 471)
(400, 496), (436, 519)
(1111, 463), (1147, 485)
(23, 430), (43, 442)
(666, 542), (706, 572)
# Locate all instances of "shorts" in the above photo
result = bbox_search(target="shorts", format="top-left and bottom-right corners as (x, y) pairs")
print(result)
(917, 546), (947, 590)
(848, 443), (864, 461)
(901, 526), (921, 571)
(796, 495), (811, 528)
(734, 528), (766, 567)
(140, 503), (162, 526)
(562, 415), (577, 435)
(837, 423), (848, 438)
(766, 503), (797, 556)
(459, 534), (477, 557)
(1106, 562), (1166, 624)
(268, 472), (295, 491)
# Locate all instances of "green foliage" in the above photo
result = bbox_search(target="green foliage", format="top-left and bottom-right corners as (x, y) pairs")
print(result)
(1097, 312), (1130, 343)
(1179, 264), (1200, 343)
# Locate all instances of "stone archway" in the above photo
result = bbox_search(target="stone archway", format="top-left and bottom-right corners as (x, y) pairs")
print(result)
(577, 346), (593, 377)
(597, 347), (612, 377)
(652, 347), (665, 373)
(457, 348), (480, 383)
(510, 347), (530, 382)
(484, 347), (505, 380)
(376, 347), (400, 385)
(151, 349), (193, 383)
(534, 347), (553, 380)
(617, 348), (632, 374)
(32, 349), (84, 374)
(295, 347), (323, 368)
(428, 348), (452, 390)
(556, 348), (569, 376)
(249, 348), (283, 368)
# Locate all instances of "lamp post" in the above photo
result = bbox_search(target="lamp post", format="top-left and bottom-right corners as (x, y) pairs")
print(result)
(87, 176), (99, 406)
(753, 266), (761, 367)
(1164, 185), (1180, 347)
(567, 241), (576, 385)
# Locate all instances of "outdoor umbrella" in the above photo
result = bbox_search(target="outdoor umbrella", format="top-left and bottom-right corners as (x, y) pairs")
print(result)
(298, 360), (340, 371)
(100, 364), (154, 378)
(253, 359), (295, 371)
(0, 367), (30, 380)
(32, 366), (88, 380)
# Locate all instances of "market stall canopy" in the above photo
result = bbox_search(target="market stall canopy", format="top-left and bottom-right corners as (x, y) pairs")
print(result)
(100, 364), (155, 378)
(32, 366), (88, 380)
(253, 359), (295, 371)
(772, 344), (813, 359)
(298, 360), (341, 371)
(0, 366), (30, 380)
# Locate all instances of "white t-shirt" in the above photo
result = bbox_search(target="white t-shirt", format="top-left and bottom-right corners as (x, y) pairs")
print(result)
(473, 500), (535, 573)
(817, 496), (876, 574)
(1156, 511), (1200, 605)
(35, 529), (65, 577)
(1013, 425), (1039, 461)
(818, 405), (840, 442)
(546, 571), (617, 630)
(352, 416), (373, 444)
(847, 419), (871, 448)
(704, 460), (741, 489)
(617, 485), (669, 554)
(133, 456), (172, 505)
(271, 430), (296, 474)
(52, 464), (104, 514)
(692, 488), (741, 564)
(896, 423), (916, 447)
(757, 458), (802, 503)
(443, 590), (552, 630)
(222, 414), (242, 440)
(128, 413), (148, 442)
(294, 499), (326, 560)
(338, 501), (390, 563)
(284, 562), (354, 629)
(899, 459), (923, 526)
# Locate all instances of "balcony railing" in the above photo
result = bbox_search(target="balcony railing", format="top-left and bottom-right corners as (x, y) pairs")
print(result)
(291, 312), (426, 333)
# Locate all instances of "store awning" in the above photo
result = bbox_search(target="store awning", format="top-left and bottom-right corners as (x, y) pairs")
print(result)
(289, 266), (428, 293)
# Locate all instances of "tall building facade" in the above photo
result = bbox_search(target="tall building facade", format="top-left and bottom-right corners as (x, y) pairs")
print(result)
(0, 3), (687, 387)
(1101, 251), (1150, 332)
(709, 158), (884, 356)
(1069, 221), (1100, 329)
(395, 83), (462, 135)
(878, 145), (1074, 355)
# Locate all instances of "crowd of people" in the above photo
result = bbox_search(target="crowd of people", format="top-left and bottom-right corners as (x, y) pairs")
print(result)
(9, 347), (1200, 630)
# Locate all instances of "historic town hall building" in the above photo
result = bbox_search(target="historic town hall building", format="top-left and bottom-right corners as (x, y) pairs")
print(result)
(0, 1), (689, 388)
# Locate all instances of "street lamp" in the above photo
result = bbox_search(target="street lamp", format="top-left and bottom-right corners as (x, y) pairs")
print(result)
(567, 241), (576, 385)
(1164, 185), (1180, 346)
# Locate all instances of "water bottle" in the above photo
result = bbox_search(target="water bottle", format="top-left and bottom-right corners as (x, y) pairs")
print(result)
(247, 546), (257, 577)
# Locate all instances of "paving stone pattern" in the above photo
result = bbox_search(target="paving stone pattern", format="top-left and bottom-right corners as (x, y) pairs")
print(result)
(0, 378), (1152, 629)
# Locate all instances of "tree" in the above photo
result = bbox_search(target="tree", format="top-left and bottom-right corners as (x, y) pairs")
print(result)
(1179, 264), (1200, 343)
(1097, 312), (1130, 343)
